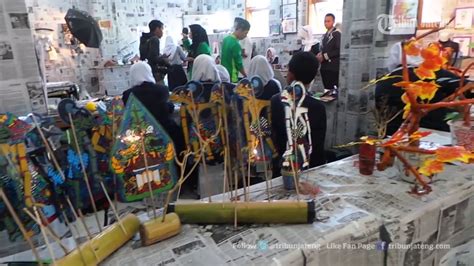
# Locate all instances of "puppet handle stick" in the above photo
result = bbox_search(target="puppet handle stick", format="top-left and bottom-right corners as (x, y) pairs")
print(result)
(33, 206), (56, 265)
(141, 137), (157, 219)
(100, 181), (127, 235)
(23, 208), (69, 255)
(0, 189), (43, 265)
(67, 113), (102, 233)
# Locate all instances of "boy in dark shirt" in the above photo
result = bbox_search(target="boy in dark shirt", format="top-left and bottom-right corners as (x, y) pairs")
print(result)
(271, 52), (327, 177)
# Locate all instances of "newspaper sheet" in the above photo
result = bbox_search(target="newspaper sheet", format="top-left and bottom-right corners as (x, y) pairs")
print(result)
(103, 152), (474, 266)
(0, 0), (45, 115)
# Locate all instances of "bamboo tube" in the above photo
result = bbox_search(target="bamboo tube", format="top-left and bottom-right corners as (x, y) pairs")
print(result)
(56, 214), (140, 266)
(140, 213), (181, 246)
(168, 200), (315, 224)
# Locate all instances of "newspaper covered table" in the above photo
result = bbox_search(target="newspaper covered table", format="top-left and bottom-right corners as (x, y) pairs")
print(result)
(0, 132), (472, 265)
(102, 143), (473, 265)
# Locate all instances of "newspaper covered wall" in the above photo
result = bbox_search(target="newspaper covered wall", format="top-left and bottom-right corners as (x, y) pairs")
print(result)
(0, 0), (46, 115)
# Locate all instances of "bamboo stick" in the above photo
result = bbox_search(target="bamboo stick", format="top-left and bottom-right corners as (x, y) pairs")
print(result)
(33, 206), (56, 265)
(67, 113), (102, 233)
(0, 189), (43, 265)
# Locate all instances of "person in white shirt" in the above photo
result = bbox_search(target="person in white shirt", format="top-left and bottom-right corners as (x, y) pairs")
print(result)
(163, 36), (188, 90)
(239, 36), (253, 79)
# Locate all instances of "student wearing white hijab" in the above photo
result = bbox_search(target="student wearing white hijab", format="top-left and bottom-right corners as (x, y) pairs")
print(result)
(192, 54), (221, 82)
(248, 55), (281, 100)
(266, 47), (279, 65)
(299, 25), (318, 52)
(129, 61), (156, 86)
(123, 61), (186, 166)
(163, 36), (188, 90)
(288, 25), (320, 56)
(215, 64), (230, 83)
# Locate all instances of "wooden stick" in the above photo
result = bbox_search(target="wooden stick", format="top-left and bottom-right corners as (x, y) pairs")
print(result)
(67, 113), (102, 233)
(290, 87), (301, 201)
(23, 208), (69, 255)
(59, 209), (88, 266)
(217, 85), (233, 203)
(140, 137), (157, 219)
(415, 16), (455, 41)
(0, 147), (65, 255)
(33, 206), (56, 265)
(0, 189), (43, 265)
(100, 181), (127, 235)
(30, 115), (99, 259)
(163, 125), (221, 222)
(111, 107), (119, 212)
(389, 147), (428, 188)
(289, 157), (301, 202)
(189, 94), (212, 202)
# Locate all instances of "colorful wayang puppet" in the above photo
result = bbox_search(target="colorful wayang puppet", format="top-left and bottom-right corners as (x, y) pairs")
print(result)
(111, 94), (177, 202)
(56, 99), (108, 214)
(281, 82), (312, 171)
(234, 78), (277, 176)
(171, 81), (224, 164)
(0, 114), (57, 240)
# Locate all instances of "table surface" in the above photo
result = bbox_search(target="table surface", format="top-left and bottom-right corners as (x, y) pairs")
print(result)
(2, 130), (473, 266)
(102, 130), (473, 266)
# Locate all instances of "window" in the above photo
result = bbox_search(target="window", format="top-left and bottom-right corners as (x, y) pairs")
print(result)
(308, 0), (343, 35)
(246, 0), (271, 37)
(417, 0), (443, 29)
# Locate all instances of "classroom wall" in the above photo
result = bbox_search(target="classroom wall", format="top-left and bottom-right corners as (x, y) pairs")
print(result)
(13, 0), (473, 145)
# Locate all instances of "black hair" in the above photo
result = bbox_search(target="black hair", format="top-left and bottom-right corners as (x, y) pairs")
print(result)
(182, 27), (189, 34)
(235, 18), (250, 31)
(288, 52), (319, 84)
(189, 24), (209, 56)
(149, 20), (163, 32)
(325, 13), (335, 20)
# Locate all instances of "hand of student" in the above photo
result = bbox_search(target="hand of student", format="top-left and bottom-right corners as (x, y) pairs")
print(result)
(316, 52), (323, 63)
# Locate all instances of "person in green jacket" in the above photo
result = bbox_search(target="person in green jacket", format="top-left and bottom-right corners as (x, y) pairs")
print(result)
(187, 24), (211, 77)
(181, 27), (191, 52)
(221, 18), (250, 83)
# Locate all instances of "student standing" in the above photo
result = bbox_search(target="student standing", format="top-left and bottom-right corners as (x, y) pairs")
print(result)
(139, 20), (169, 84)
(163, 36), (188, 90)
(187, 24), (211, 77)
(221, 18), (250, 83)
(317, 14), (341, 90)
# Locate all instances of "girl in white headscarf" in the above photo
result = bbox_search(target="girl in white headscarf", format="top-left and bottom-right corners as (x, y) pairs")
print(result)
(192, 54), (221, 82)
(266, 47), (279, 65)
(215, 64), (230, 83)
(163, 36), (188, 90)
(287, 25), (320, 56)
(248, 55), (281, 100)
(130, 61), (156, 87)
(298, 25), (318, 52)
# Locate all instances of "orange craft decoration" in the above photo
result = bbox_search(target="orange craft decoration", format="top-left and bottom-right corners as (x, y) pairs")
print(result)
(349, 16), (474, 195)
